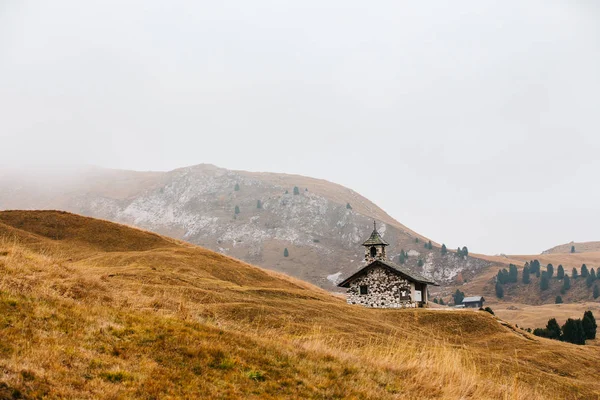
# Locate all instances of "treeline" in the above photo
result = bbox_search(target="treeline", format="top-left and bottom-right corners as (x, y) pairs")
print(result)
(533, 311), (596, 345)
(495, 260), (600, 299)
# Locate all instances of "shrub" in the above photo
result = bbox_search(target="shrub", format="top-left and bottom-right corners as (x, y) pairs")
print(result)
(247, 370), (266, 382)
(555, 296), (563, 304)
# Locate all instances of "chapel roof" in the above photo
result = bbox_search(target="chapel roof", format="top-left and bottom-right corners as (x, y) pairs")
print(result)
(337, 259), (438, 288)
(362, 222), (389, 246)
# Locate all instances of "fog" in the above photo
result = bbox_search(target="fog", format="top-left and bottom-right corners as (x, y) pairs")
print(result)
(1, 1), (599, 254)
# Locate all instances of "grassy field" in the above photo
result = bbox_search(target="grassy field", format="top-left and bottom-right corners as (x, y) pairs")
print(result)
(1, 211), (600, 399)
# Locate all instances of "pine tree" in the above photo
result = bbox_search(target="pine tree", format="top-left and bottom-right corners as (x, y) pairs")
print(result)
(441, 244), (447, 255)
(547, 318), (562, 340)
(462, 246), (468, 257)
(398, 251), (406, 264)
(452, 290), (465, 305)
(234, 205), (240, 215)
(428, 241), (433, 250)
(591, 268), (596, 281)
(439, 298), (445, 305)
(582, 311), (597, 340)
(283, 248), (289, 257)
(540, 273), (550, 291)
(285, 190), (289, 194)
(572, 267), (579, 279)
(415, 238), (419, 243)
(234, 183), (240, 191)
(557, 265), (564, 280)
(586, 273), (595, 288)
(593, 285), (600, 299)
(509, 264), (518, 283)
(562, 318), (586, 345)
(546, 264), (554, 279)
(456, 247), (462, 257)
(256, 200), (262, 209)
(522, 265), (530, 284)
(346, 202), (352, 210)
(433, 298), (439, 304)
(531, 260), (541, 274)
(561, 274), (571, 294)
(417, 259), (424, 267)
(582, 264), (589, 277)
(495, 282), (504, 298)
(555, 295), (563, 304)
(293, 186), (300, 195)
(571, 245), (576, 253)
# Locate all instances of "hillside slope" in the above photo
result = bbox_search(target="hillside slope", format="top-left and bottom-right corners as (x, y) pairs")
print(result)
(0, 165), (493, 288)
(544, 241), (600, 254)
(0, 211), (599, 399)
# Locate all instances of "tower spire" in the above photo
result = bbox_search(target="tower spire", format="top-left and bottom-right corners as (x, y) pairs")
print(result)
(373, 220), (376, 231)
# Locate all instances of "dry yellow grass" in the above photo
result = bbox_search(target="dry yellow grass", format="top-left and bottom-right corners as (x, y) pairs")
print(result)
(1, 211), (599, 399)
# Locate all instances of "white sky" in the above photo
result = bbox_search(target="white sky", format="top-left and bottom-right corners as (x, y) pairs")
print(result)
(1, 1), (599, 255)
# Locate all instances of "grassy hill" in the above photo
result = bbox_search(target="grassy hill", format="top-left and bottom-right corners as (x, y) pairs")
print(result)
(543, 241), (600, 254)
(1, 211), (600, 399)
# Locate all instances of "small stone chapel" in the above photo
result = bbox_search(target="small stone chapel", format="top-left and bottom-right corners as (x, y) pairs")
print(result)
(338, 222), (437, 308)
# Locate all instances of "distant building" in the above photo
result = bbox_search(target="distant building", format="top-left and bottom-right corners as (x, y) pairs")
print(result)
(462, 296), (485, 308)
(337, 222), (437, 308)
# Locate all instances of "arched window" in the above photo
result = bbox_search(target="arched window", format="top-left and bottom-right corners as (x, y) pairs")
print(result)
(370, 246), (377, 257)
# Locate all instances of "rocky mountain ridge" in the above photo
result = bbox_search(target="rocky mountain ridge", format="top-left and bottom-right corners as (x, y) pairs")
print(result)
(0, 164), (492, 288)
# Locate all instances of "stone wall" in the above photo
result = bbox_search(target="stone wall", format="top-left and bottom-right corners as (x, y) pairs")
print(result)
(346, 266), (422, 308)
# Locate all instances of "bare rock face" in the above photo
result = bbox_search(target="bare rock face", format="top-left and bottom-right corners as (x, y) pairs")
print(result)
(0, 164), (492, 289)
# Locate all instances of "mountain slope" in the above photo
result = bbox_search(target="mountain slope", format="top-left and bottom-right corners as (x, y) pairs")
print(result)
(1, 210), (599, 399)
(543, 241), (600, 254)
(0, 165), (493, 288)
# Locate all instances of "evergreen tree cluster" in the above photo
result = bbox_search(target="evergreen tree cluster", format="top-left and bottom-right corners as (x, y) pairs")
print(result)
(533, 311), (596, 345)
(456, 246), (469, 257)
(496, 265), (518, 284)
(432, 298), (445, 305)
(423, 241), (433, 250)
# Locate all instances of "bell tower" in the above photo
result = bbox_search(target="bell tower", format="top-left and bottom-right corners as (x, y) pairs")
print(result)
(362, 221), (389, 263)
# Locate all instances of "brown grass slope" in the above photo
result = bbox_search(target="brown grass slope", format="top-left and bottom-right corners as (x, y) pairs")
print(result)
(1, 211), (599, 399)
(543, 241), (600, 254)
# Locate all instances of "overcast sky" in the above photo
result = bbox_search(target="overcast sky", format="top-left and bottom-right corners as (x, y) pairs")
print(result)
(1, 1), (599, 255)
